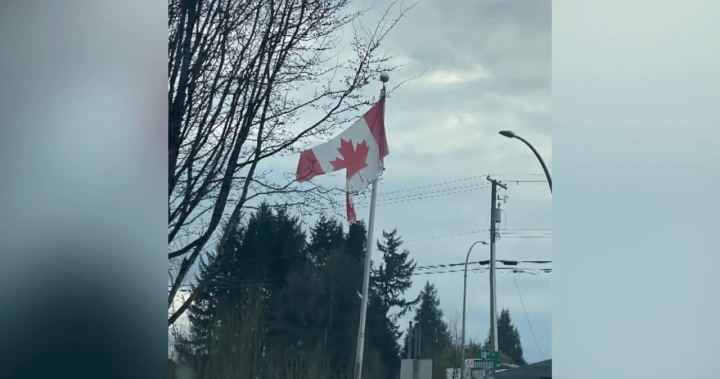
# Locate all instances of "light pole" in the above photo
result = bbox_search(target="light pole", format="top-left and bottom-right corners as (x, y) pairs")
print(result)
(498, 130), (552, 193)
(460, 240), (489, 379)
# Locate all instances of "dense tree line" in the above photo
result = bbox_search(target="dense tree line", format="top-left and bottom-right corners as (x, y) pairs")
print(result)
(171, 203), (527, 379)
(173, 203), (419, 378)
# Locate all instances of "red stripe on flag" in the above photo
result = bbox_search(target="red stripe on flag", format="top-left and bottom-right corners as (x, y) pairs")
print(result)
(347, 193), (357, 223)
(296, 149), (324, 181)
(363, 101), (389, 162)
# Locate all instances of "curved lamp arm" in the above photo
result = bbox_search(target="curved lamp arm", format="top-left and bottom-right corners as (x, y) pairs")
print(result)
(461, 240), (488, 379)
(499, 130), (552, 193)
(465, 241), (488, 274)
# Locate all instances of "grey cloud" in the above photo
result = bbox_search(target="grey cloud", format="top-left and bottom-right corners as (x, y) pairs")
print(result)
(386, 0), (550, 81)
(439, 0), (551, 30)
(172, 0), (552, 364)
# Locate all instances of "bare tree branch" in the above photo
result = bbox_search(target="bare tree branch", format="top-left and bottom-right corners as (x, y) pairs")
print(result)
(168, 0), (421, 325)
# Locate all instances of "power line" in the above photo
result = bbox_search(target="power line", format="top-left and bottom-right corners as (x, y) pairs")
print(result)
(374, 184), (488, 203)
(502, 268), (552, 275)
(169, 232), (550, 268)
(186, 173), (547, 220)
(184, 265), (551, 289)
(487, 174), (545, 176)
(367, 185), (490, 208)
(415, 259), (552, 271)
(497, 229), (551, 231)
(202, 174), (549, 225)
(404, 230), (484, 243)
(404, 229), (550, 244)
(372, 173), (544, 196)
(329, 174), (546, 204)
(499, 231), (552, 234)
(513, 275), (546, 360)
(413, 267), (551, 276)
(171, 257), (552, 289)
(261, 183), (491, 214)
(171, 266), (551, 292)
(376, 173), (544, 194)
(415, 267), (488, 275)
(374, 175), (488, 197)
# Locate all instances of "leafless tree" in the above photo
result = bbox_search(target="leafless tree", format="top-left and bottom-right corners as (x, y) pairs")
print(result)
(448, 311), (463, 348)
(168, 0), (420, 325)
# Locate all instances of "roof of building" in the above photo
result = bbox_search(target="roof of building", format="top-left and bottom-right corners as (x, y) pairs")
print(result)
(490, 359), (551, 379)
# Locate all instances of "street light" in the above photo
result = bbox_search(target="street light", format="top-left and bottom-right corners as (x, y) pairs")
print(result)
(461, 240), (489, 379)
(499, 130), (552, 193)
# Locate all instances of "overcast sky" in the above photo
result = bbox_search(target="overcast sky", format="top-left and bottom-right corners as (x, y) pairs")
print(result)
(172, 0), (552, 364)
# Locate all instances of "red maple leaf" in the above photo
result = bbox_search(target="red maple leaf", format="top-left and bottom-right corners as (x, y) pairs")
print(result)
(330, 138), (369, 180)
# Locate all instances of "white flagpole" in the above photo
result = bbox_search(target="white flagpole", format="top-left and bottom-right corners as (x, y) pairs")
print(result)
(354, 73), (388, 379)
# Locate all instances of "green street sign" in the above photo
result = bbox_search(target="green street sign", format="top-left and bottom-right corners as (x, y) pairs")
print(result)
(477, 350), (500, 363)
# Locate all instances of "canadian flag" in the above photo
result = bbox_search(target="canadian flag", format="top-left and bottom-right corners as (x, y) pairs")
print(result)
(296, 99), (389, 223)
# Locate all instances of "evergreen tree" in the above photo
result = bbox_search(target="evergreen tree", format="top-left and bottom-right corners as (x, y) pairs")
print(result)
(364, 287), (400, 378)
(269, 216), (366, 377)
(346, 220), (368, 263)
(364, 229), (420, 378)
(175, 253), (217, 362)
(327, 219), (366, 377)
(175, 220), (241, 363)
(483, 308), (527, 365)
(177, 203), (307, 365)
(232, 203), (307, 292)
(372, 229), (420, 317)
(307, 214), (345, 265)
(267, 215), (362, 355)
(406, 281), (451, 360)
(176, 212), (426, 378)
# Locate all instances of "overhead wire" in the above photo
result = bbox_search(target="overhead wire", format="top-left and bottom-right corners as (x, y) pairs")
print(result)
(368, 173), (542, 198)
(413, 267), (552, 276)
(374, 175), (489, 197)
(309, 173), (544, 208)
(169, 230), (550, 270)
(190, 173), (544, 220)
(172, 264), (551, 292)
(248, 182), (491, 216)
(220, 173), (548, 223)
(513, 275), (547, 360)
(374, 183), (488, 203)
(415, 259), (552, 271)
(404, 229), (550, 244)
(172, 173), (551, 292)
(359, 184), (490, 208)
(487, 174), (545, 176)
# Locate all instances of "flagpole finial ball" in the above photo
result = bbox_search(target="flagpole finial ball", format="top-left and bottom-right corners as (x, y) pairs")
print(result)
(379, 72), (389, 82)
